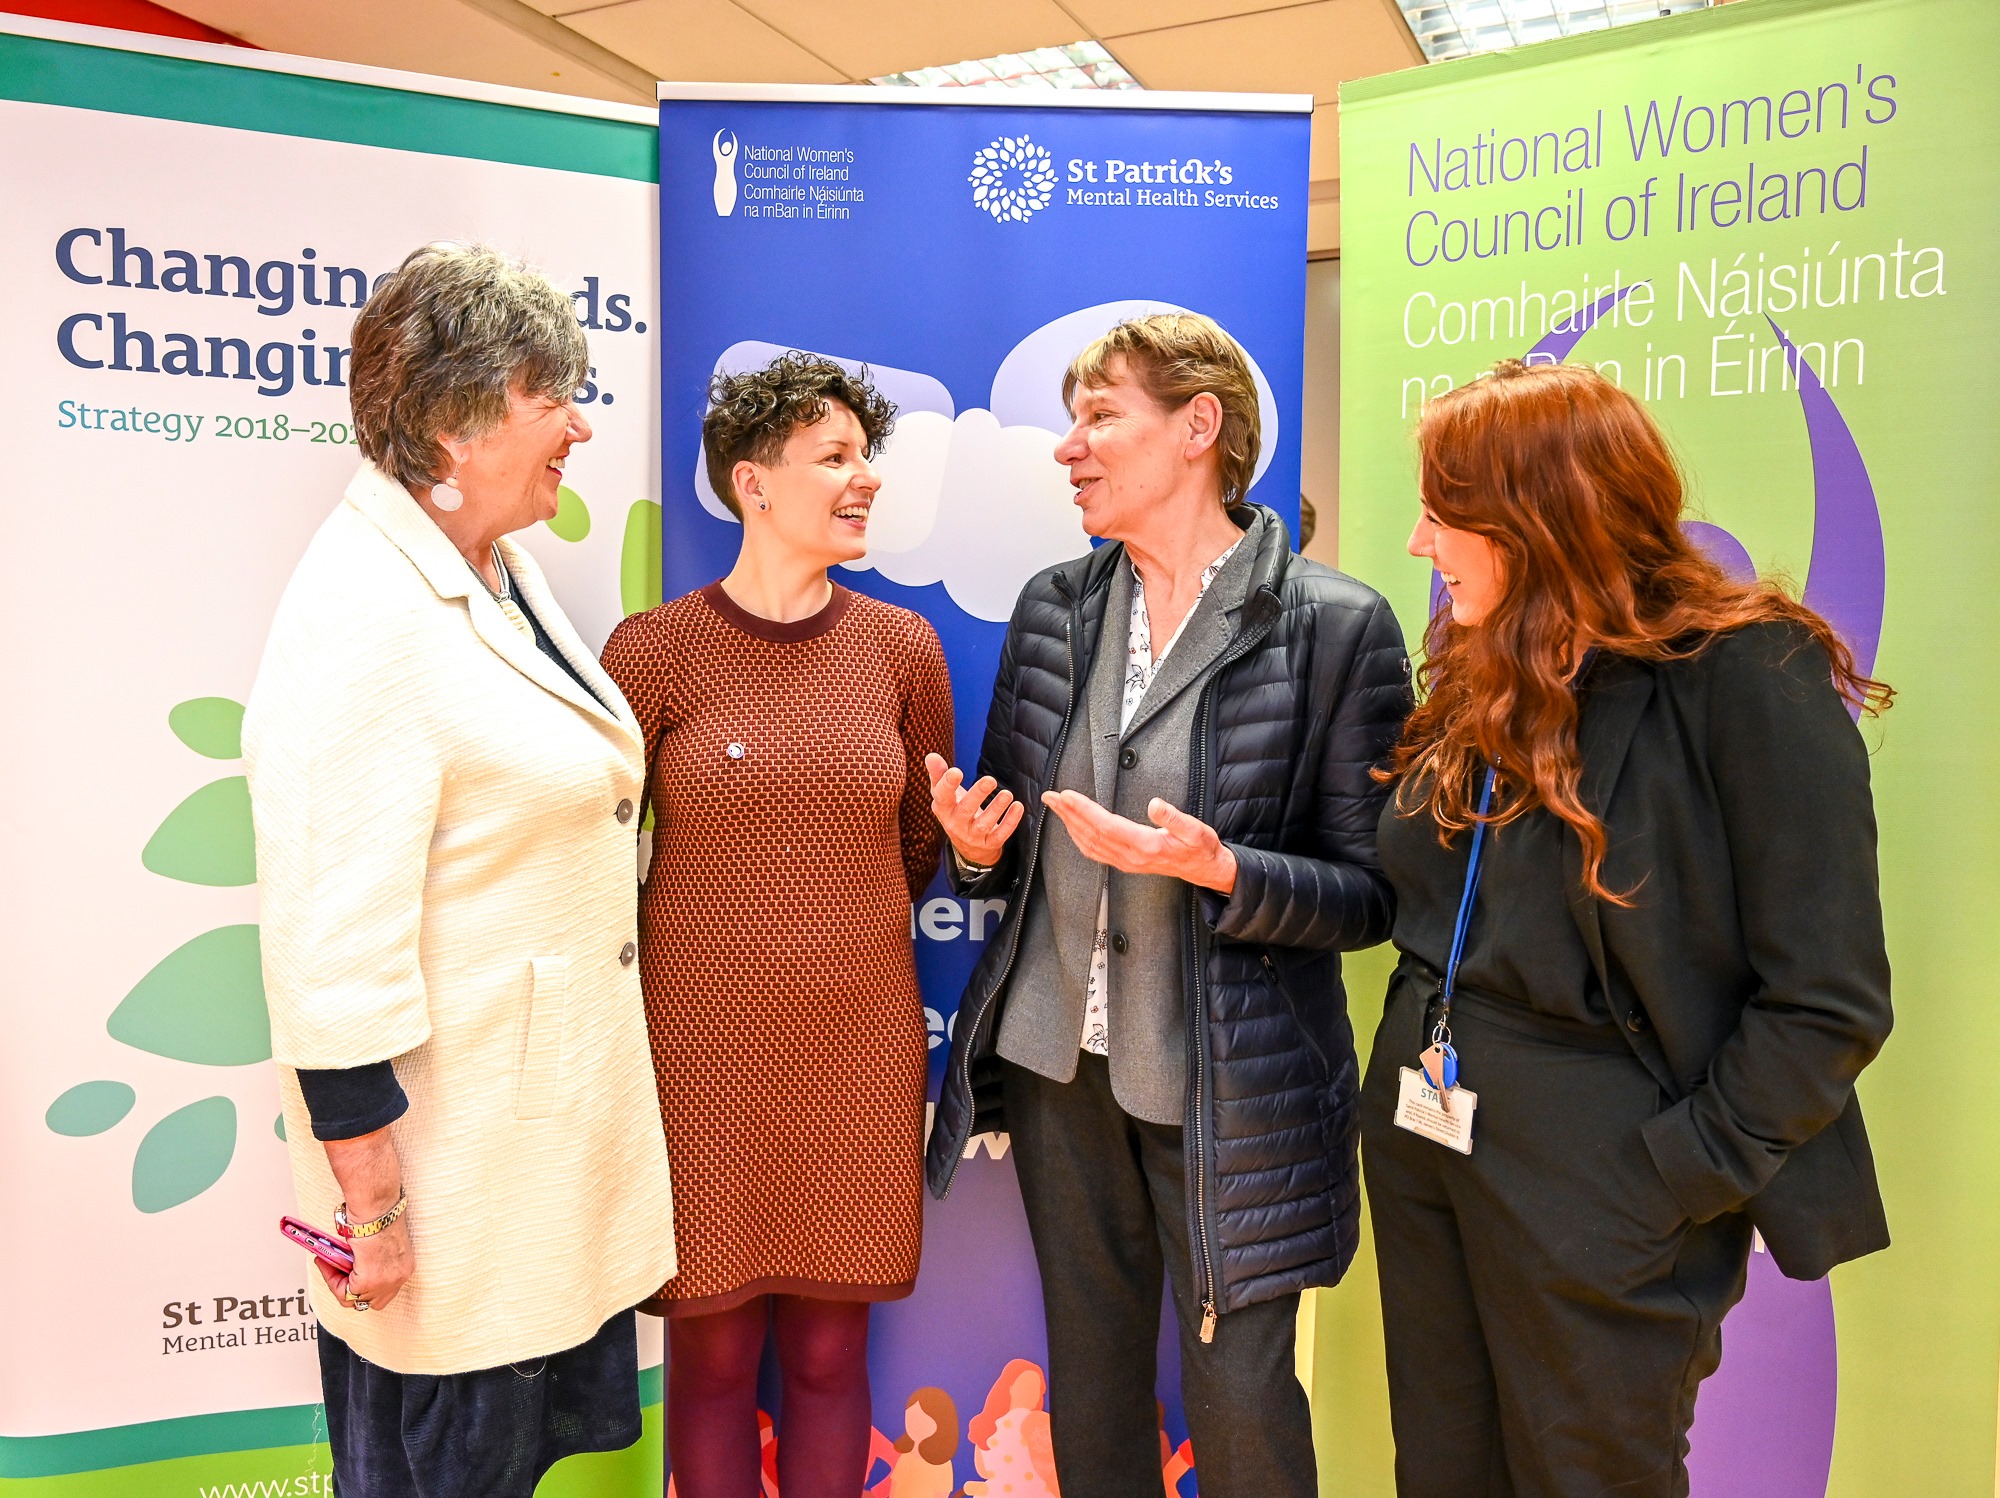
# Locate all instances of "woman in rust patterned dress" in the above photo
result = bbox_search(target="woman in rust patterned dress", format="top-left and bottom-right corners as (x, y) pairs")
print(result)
(600, 354), (951, 1498)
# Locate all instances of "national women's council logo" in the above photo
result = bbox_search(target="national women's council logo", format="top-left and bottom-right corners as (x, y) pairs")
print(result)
(712, 128), (739, 217)
(969, 134), (1057, 222)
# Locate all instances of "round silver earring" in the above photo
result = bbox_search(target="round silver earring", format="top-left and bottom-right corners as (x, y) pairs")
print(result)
(757, 501), (769, 511)
(430, 474), (463, 512)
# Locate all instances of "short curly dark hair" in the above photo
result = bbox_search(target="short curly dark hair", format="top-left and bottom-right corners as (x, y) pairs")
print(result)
(702, 352), (897, 518)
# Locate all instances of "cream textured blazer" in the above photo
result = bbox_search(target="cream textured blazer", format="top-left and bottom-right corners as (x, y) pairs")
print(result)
(243, 461), (675, 1375)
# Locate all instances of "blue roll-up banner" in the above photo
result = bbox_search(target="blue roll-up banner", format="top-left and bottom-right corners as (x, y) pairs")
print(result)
(656, 83), (1311, 1492)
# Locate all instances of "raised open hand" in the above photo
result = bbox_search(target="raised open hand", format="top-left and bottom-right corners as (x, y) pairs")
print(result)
(926, 753), (1025, 869)
(1040, 790), (1238, 894)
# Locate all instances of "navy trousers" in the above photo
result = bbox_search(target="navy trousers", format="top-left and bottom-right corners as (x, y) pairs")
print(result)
(319, 1309), (642, 1498)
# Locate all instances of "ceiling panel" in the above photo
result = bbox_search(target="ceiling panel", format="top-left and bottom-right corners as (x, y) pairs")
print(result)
(166, 0), (650, 101)
(1068, 0), (1317, 36)
(560, 0), (844, 83)
(726, 0), (1084, 80)
(166, 0), (1419, 252)
(1109, 0), (1420, 100)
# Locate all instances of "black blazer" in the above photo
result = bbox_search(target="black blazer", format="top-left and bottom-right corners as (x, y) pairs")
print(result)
(1571, 620), (1891, 1279)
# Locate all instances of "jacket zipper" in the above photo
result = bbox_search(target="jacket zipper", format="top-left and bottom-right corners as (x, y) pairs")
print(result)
(941, 590), (1085, 1198)
(1185, 589), (1283, 1343)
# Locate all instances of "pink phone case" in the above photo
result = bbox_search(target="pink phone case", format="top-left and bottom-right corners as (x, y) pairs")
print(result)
(280, 1214), (355, 1274)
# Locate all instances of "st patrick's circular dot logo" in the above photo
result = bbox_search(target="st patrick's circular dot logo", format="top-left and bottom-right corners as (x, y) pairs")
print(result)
(970, 134), (1057, 222)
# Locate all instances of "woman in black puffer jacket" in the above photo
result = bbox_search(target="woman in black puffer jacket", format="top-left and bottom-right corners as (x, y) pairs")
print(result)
(924, 313), (1410, 1497)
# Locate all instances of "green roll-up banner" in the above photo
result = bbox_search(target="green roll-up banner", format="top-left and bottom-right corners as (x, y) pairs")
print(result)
(1331, 0), (1999, 1492)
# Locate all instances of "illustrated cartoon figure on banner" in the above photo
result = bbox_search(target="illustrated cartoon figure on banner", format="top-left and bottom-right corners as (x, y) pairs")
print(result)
(867, 1386), (961, 1497)
(964, 1360), (1058, 1497)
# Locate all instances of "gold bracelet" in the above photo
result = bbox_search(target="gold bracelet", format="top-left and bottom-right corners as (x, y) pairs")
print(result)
(336, 1191), (407, 1239)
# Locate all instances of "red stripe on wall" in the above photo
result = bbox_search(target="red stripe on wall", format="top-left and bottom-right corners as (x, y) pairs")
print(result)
(0, 1), (253, 46)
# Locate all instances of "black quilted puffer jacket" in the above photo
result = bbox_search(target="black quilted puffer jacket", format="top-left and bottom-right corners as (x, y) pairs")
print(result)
(926, 504), (1412, 1328)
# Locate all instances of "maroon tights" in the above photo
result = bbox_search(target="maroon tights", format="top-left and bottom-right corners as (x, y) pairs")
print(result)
(666, 1295), (872, 1498)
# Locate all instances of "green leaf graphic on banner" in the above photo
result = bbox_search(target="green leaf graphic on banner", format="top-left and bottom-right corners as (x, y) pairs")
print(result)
(141, 776), (256, 886)
(621, 499), (662, 617)
(275, 1112), (287, 1141)
(168, 697), (245, 759)
(548, 484), (591, 542)
(108, 924), (270, 1065)
(45, 1080), (137, 1136)
(132, 1097), (237, 1212)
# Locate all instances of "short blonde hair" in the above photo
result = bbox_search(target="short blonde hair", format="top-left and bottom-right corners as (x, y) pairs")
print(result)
(1062, 312), (1261, 504)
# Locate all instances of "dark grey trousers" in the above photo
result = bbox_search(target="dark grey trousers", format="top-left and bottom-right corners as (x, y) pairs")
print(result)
(1002, 1053), (1317, 1498)
(1361, 975), (1753, 1498)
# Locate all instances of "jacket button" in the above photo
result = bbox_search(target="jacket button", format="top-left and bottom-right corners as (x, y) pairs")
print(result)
(1119, 747), (1138, 770)
(615, 799), (634, 824)
(1111, 931), (1128, 955)
(619, 942), (636, 966)
(1625, 1008), (1648, 1033)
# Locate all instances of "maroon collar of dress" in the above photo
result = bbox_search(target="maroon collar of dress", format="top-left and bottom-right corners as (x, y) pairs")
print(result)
(699, 579), (854, 643)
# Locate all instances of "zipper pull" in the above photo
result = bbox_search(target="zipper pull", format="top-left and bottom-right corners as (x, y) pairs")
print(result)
(1200, 1301), (1217, 1344)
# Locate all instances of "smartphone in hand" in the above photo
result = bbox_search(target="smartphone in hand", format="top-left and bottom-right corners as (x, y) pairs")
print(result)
(280, 1215), (355, 1274)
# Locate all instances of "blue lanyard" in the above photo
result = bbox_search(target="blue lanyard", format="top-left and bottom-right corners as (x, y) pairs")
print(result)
(1436, 764), (1498, 1042)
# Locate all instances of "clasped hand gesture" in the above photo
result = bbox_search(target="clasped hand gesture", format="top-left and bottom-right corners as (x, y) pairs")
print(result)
(925, 753), (1236, 894)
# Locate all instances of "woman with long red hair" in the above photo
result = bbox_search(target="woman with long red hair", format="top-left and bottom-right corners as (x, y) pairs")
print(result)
(1365, 360), (1894, 1496)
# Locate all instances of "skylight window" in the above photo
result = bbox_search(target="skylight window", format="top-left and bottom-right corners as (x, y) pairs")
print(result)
(1396, 0), (1713, 62)
(871, 41), (1141, 92)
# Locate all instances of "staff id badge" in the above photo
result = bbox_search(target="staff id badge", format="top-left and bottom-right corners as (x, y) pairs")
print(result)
(1395, 762), (1497, 1157)
(1393, 1065), (1477, 1154)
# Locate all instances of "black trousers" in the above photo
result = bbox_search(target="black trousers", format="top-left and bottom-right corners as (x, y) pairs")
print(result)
(319, 1311), (640, 1498)
(1361, 975), (1753, 1498)
(1002, 1053), (1316, 1498)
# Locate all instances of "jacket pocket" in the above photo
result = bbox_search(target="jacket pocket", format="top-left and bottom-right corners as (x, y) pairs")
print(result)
(515, 956), (571, 1120)
(1263, 950), (1331, 1082)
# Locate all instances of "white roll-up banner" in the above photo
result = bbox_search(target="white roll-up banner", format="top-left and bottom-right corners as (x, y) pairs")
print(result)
(0, 19), (661, 1496)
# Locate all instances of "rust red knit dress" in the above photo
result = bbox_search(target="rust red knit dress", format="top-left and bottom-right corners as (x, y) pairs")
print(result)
(599, 582), (952, 1317)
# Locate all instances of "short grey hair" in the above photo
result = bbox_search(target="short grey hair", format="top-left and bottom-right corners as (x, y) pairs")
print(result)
(348, 243), (587, 492)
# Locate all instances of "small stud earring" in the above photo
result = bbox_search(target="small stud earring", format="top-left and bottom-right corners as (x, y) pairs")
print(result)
(430, 474), (463, 512)
(758, 501), (769, 511)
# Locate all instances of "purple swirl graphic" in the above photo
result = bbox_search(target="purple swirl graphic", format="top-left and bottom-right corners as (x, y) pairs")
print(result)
(1526, 282), (1643, 365)
(1766, 316), (1887, 685)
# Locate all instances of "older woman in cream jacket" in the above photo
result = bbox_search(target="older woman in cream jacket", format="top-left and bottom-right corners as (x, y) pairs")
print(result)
(243, 243), (674, 1498)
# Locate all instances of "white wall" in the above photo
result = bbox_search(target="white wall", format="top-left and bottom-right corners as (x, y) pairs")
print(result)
(1299, 257), (1340, 567)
